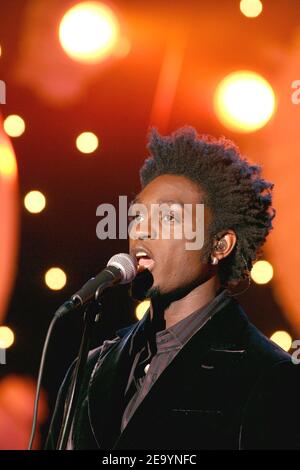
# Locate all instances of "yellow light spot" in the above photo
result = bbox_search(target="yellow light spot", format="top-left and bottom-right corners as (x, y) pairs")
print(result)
(240, 0), (263, 18)
(45, 267), (67, 291)
(251, 260), (273, 285)
(24, 190), (46, 214)
(3, 115), (25, 138)
(0, 326), (14, 348)
(270, 331), (292, 352)
(0, 144), (17, 178)
(59, 1), (120, 64)
(76, 132), (99, 154)
(214, 71), (275, 133)
(135, 300), (151, 320)
(0, 45), (2, 58)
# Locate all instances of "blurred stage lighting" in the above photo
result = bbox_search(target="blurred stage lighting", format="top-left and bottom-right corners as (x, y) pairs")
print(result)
(114, 37), (131, 58)
(270, 330), (292, 352)
(251, 260), (274, 285)
(0, 144), (17, 179)
(45, 267), (67, 291)
(24, 190), (46, 214)
(3, 115), (25, 138)
(214, 71), (275, 133)
(59, 1), (120, 64)
(0, 45), (2, 58)
(135, 300), (151, 320)
(76, 131), (99, 154)
(240, 0), (263, 18)
(0, 326), (14, 348)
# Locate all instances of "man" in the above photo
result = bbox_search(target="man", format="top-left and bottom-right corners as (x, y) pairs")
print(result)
(46, 126), (300, 450)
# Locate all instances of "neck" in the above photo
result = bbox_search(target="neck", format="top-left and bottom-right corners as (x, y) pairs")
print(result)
(150, 275), (222, 329)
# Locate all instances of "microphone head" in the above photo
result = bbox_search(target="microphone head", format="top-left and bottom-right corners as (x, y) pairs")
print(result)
(107, 253), (137, 284)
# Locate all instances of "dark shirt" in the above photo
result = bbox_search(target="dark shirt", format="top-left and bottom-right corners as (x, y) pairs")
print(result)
(121, 287), (231, 432)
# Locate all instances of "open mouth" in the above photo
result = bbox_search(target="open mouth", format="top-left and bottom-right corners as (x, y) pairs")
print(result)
(135, 250), (155, 272)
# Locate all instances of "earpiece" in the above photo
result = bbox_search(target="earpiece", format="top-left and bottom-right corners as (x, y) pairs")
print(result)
(210, 237), (228, 265)
(215, 238), (227, 251)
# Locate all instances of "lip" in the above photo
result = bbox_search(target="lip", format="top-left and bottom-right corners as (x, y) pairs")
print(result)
(130, 245), (155, 272)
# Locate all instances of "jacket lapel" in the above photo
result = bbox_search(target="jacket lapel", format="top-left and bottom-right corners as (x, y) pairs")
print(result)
(88, 296), (249, 449)
(87, 312), (150, 448)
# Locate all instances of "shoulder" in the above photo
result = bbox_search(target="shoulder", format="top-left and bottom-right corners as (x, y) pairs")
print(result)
(220, 296), (292, 367)
(229, 306), (300, 448)
(244, 319), (292, 367)
(211, 297), (292, 370)
(212, 297), (297, 393)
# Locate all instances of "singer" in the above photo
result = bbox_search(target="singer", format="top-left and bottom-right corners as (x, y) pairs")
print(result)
(46, 126), (300, 450)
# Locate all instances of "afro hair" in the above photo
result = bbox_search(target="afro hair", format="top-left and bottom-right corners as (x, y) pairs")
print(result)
(139, 126), (276, 287)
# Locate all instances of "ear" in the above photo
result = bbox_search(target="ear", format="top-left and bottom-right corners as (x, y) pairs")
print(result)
(213, 230), (237, 261)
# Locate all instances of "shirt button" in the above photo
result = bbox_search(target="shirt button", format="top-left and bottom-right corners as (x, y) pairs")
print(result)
(144, 364), (150, 374)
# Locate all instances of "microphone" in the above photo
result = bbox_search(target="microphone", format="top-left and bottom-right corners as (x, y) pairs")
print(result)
(54, 253), (137, 318)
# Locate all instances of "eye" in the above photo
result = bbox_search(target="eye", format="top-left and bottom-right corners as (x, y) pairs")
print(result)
(130, 213), (145, 223)
(161, 212), (177, 223)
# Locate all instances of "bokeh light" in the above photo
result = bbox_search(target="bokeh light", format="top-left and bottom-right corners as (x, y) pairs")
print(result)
(240, 0), (263, 18)
(76, 131), (99, 154)
(0, 375), (48, 449)
(251, 260), (274, 285)
(135, 300), (151, 320)
(0, 326), (14, 348)
(0, 144), (17, 179)
(0, 118), (19, 327)
(3, 115), (25, 138)
(24, 191), (46, 214)
(45, 268), (67, 291)
(214, 71), (275, 132)
(59, 1), (120, 64)
(270, 330), (292, 352)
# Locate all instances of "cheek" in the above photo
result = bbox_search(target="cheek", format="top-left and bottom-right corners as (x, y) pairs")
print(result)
(182, 250), (210, 282)
(171, 248), (203, 276)
(186, 252), (202, 273)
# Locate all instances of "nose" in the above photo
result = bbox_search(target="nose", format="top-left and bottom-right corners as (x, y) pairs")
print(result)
(129, 216), (158, 241)
(136, 231), (152, 240)
(135, 219), (156, 239)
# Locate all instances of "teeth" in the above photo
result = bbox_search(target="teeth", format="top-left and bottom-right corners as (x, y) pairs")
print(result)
(136, 251), (148, 258)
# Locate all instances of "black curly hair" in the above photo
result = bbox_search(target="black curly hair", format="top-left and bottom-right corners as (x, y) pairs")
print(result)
(139, 126), (276, 288)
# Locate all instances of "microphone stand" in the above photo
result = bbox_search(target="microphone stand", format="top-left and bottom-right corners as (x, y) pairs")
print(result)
(56, 300), (101, 449)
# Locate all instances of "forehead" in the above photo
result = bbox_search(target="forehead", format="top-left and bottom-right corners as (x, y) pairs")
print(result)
(137, 174), (205, 204)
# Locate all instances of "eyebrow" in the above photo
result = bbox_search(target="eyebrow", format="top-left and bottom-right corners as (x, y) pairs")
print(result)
(129, 196), (141, 206)
(157, 198), (206, 206)
(129, 197), (185, 207)
(157, 199), (184, 208)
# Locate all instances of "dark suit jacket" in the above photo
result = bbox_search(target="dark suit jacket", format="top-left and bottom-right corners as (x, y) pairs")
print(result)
(45, 296), (300, 450)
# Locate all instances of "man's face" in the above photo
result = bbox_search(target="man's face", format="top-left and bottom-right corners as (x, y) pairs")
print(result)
(129, 174), (213, 296)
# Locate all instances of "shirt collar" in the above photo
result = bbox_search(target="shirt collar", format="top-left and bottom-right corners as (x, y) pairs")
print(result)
(154, 287), (231, 353)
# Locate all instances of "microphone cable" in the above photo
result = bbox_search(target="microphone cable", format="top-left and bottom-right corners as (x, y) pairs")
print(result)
(28, 314), (59, 450)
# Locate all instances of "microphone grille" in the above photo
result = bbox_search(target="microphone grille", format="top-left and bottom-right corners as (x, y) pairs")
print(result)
(107, 253), (137, 284)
